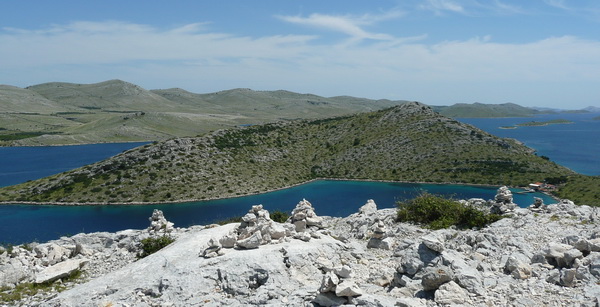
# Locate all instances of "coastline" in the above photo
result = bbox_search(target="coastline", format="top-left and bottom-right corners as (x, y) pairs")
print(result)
(0, 177), (555, 207)
(0, 139), (151, 148)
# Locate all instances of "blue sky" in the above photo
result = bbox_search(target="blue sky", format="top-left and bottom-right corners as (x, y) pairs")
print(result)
(1, 0), (599, 108)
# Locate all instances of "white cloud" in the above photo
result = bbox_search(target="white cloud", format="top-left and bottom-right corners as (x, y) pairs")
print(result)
(1, 20), (599, 108)
(276, 12), (402, 41)
(420, 0), (465, 14)
(544, 0), (569, 10)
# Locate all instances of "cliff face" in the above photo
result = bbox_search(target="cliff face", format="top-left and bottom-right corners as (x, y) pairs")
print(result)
(3, 192), (600, 306)
(0, 103), (570, 204)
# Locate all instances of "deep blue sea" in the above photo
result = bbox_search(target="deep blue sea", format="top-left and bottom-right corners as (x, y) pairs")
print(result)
(0, 180), (554, 244)
(459, 112), (600, 176)
(0, 113), (597, 245)
(0, 142), (148, 188)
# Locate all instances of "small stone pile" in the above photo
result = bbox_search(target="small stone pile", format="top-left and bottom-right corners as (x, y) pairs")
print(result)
(367, 218), (393, 250)
(147, 209), (174, 234)
(289, 199), (324, 242)
(490, 186), (517, 214)
(202, 204), (293, 257)
(529, 197), (545, 211)
(290, 198), (323, 232)
(313, 265), (364, 306)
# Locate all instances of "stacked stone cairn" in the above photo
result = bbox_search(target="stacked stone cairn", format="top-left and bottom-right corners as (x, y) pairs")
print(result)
(490, 186), (517, 214)
(202, 200), (326, 258)
(529, 197), (545, 212)
(202, 204), (293, 257)
(147, 209), (174, 234)
(313, 265), (364, 306)
(290, 199), (324, 241)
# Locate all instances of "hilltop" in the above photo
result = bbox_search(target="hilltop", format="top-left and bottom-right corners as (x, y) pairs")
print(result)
(0, 80), (406, 146)
(0, 102), (572, 204)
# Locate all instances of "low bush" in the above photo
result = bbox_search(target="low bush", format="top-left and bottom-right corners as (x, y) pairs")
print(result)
(270, 210), (290, 223)
(396, 193), (502, 230)
(138, 235), (175, 258)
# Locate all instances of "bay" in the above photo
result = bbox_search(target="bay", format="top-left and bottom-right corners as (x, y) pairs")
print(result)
(0, 142), (148, 187)
(0, 180), (554, 245)
(459, 112), (600, 176)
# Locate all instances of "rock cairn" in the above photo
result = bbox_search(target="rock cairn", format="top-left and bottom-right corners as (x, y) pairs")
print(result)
(202, 200), (329, 258)
(202, 204), (295, 257)
(490, 186), (517, 214)
(367, 218), (394, 250)
(147, 209), (174, 234)
(314, 265), (364, 306)
(290, 198), (323, 232)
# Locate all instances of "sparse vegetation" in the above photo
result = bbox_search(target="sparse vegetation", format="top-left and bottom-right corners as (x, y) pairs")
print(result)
(552, 175), (600, 207)
(396, 193), (503, 230)
(270, 210), (290, 223)
(0, 270), (82, 304)
(0, 103), (575, 204)
(138, 235), (175, 258)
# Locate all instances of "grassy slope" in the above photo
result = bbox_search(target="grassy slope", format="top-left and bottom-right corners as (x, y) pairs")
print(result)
(553, 175), (600, 206)
(0, 81), (407, 146)
(0, 102), (573, 204)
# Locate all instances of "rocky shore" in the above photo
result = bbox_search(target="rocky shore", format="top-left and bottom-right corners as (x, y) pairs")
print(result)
(2, 188), (600, 306)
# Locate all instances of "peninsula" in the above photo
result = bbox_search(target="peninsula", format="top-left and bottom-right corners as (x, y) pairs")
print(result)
(0, 102), (573, 205)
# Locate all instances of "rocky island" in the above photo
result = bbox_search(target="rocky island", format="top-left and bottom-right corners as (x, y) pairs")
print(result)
(2, 188), (600, 306)
(516, 119), (574, 127)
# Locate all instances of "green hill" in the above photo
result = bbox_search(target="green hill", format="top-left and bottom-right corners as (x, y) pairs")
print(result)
(0, 102), (572, 204)
(433, 102), (543, 118)
(0, 80), (407, 146)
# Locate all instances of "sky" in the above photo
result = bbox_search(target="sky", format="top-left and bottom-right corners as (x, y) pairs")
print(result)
(1, 0), (599, 109)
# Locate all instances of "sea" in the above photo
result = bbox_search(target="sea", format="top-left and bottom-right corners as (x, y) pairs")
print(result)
(459, 112), (600, 176)
(0, 112), (598, 244)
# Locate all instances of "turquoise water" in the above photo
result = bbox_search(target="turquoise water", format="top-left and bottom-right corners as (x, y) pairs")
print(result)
(460, 112), (600, 175)
(0, 114), (596, 245)
(0, 180), (554, 244)
(0, 142), (148, 187)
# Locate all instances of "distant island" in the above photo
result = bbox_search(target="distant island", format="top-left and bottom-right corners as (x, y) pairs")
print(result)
(516, 119), (574, 127)
(593, 116), (600, 120)
(499, 119), (574, 129)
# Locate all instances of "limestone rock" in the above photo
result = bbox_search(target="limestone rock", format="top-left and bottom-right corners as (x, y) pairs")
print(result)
(505, 253), (532, 279)
(434, 281), (468, 305)
(422, 233), (445, 253)
(201, 237), (223, 258)
(542, 242), (583, 268)
(236, 231), (262, 249)
(334, 280), (363, 297)
(422, 265), (454, 291)
(35, 259), (88, 284)
(313, 292), (347, 307)
(359, 199), (377, 215)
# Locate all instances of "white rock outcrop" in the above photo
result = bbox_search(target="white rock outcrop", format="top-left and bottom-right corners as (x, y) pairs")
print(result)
(4, 196), (600, 307)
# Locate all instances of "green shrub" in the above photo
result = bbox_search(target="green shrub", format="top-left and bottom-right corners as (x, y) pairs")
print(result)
(396, 193), (502, 230)
(138, 235), (175, 258)
(270, 210), (290, 223)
